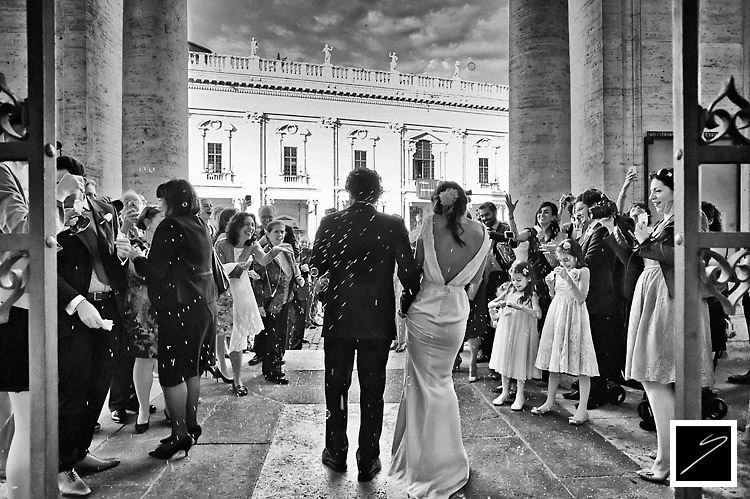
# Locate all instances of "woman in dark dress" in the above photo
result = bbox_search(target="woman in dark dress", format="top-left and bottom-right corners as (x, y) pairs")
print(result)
(131, 179), (218, 459)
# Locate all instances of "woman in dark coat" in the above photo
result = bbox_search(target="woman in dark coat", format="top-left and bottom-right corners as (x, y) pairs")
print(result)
(131, 179), (217, 459)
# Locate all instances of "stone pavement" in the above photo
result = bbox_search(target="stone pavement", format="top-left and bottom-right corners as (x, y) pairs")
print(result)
(2, 330), (749, 498)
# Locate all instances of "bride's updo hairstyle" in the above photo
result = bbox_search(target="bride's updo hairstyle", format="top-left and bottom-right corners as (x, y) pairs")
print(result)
(431, 181), (468, 247)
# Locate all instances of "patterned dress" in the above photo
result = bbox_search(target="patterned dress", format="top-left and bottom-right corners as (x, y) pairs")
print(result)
(123, 247), (158, 359)
(535, 268), (599, 376)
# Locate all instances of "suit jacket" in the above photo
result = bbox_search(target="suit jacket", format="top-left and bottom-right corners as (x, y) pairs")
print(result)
(251, 247), (295, 315)
(310, 202), (417, 340)
(578, 222), (617, 316)
(604, 218), (645, 301)
(56, 196), (128, 338)
(134, 214), (216, 311)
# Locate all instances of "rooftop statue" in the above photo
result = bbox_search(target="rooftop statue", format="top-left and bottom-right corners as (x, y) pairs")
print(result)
(389, 52), (398, 72)
(322, 44), (332, 64)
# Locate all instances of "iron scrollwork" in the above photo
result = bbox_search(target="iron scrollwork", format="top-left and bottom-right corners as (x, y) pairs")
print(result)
(0, 72), (27, 140)
(700, 76), (750, 145)
(701, 248), (750, 315)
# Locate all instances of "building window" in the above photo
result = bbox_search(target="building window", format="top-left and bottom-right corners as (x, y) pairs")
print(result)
(478, 157), (489, 184)
(354, 150), (367, 169)
(284, 146), (298, 176)
(207, 143), (222, 173)
(412, 140), (434, 179)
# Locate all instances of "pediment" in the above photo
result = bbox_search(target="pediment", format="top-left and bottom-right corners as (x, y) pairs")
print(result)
(198, 119), (237, 132)
(276, 124), (311, 136)
(408, 132), (443, 144)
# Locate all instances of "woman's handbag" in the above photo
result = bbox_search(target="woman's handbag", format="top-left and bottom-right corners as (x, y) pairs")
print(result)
(212, 250), (230, 297)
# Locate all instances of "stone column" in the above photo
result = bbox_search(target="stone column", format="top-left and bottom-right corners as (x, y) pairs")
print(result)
(58, 0), (123, 196)
(509, 0), (571, 227)
(122, 0), (188, 201)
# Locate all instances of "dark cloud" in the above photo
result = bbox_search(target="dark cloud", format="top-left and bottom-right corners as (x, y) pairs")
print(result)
(188, 0), (508, 85)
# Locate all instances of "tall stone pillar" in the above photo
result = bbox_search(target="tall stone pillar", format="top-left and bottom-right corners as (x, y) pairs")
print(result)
(509, 0), (571, 227)
(57, 0), (123, 196)
(122, 0), (188, 201)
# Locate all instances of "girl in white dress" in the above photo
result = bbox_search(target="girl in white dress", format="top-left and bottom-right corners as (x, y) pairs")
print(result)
(488, 261), (542, 411)
(533, 239), (599, 425)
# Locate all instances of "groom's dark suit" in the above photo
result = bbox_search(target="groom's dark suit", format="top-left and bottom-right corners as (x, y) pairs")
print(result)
(56, 195), (128, 471)
(310, 201), (417, 469)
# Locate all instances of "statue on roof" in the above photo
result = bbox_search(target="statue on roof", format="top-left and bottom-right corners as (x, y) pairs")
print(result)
(322, 44), (333, 64)
(389, 52), (398, 71)
(250, 37), (258, 57)
(452, 60), (460, 79)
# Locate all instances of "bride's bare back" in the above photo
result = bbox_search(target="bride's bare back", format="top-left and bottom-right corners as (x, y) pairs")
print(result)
(431, 214), (486, 284)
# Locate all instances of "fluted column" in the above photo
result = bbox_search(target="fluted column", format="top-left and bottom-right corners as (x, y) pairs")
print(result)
(509, 0), (571, 226)
(122, 0), (188, 201)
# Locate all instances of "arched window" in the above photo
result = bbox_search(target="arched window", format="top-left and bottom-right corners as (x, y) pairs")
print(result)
(412, 140), (434, 179)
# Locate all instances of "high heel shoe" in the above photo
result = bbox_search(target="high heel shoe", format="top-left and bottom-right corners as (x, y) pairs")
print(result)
(135, 417), (150, 434)
(530, 405), (555, 416)
(148, 435), (194, 460)
(231, 382), (248, 397)
(207, 366), (233, 384)
(189, 425), (202, 444)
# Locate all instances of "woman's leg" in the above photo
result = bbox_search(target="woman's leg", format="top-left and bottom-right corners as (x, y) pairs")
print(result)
(133, 358), (156, 425)
(642, 381), (674, 474)
(6, 392), (29, 499)
(215, 335), (230, 377)
(185, 376), (201, 431)
(493, 375), (511, 405)
(162, 382), (189, 439)
(229, 351), (243, 387)
(572, 375), (590, 422)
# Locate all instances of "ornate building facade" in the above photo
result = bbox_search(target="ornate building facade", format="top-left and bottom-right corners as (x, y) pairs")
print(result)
(187, 46), (508, 234)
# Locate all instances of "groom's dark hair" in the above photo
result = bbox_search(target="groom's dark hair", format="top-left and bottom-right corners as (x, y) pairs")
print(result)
(345, 168), (383, 203)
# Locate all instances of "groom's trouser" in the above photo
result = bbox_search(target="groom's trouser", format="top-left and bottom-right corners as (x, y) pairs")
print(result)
(324, 337), (390, 466)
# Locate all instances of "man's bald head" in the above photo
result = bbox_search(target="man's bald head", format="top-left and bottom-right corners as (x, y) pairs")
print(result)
(258, 205), (276, 229)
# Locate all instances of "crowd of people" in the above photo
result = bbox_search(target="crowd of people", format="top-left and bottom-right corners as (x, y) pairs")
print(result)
(0, 142), (748, 497)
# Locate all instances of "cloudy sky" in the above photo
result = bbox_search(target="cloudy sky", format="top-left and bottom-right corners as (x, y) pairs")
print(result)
(188, 0), (508, 85)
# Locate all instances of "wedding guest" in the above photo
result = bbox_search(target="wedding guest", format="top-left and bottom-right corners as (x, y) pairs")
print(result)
(123, 206), (163, 434)
(56, 156), (130, 495)
(251, 219), (299, 384)
(131, 179), (217, 459)
(601, 168), (713, 485)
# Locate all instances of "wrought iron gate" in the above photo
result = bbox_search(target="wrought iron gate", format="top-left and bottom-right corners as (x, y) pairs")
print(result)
(0, 1), (58, 497)
(673, 1), (750, 498)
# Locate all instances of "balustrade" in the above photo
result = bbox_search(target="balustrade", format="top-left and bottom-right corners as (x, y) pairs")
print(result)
(188, 51), (507, 102)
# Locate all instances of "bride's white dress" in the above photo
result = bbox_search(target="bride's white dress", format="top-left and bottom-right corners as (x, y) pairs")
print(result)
(390, 218), (489, 498)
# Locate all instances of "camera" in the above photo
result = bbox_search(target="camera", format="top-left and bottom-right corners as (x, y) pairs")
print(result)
(588, 199), (618, 219)
(504, 230), (515, 241)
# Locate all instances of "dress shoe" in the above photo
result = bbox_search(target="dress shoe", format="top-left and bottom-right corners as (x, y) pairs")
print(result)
(110, 409), (130, 424)
(562, 389), (580, 400)
(135, 418), (150, 434)
(93, 422), (101, 433)
(75, 453), (121, 474)
(636, 468), (670, 485)
(476, 354), (491, 363)
(247, 354), (262, 366)
(727, 372), (750, 385)
(265, 375), (289, 385)
(487, 371), (501, 381)
(358, 457), (382, 482)
(491, 384), (503, 393)
(58, 469), (91, 497)
(321, 448), (347, 472)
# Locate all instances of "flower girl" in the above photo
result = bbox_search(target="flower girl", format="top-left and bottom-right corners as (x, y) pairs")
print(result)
(532, 239), (599, 425)
(488, 261), (542, 411)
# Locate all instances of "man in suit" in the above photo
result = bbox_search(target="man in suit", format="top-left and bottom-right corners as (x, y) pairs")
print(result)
(568, 189), (624, 407)
(55, 156), (130, 497)
(310, 168), (417, 482)
(476, 202), (511, 368)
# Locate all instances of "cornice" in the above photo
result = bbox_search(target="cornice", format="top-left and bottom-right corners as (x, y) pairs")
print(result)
(187, 79), (508, 113)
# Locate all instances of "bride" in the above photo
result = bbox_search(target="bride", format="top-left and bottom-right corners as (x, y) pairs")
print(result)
(390, 181), (489, 498)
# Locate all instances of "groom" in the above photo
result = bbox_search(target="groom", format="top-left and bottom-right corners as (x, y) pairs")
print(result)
(310, 168), (417, 482)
